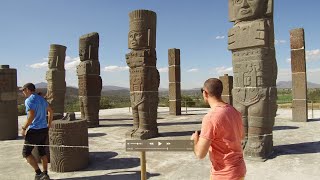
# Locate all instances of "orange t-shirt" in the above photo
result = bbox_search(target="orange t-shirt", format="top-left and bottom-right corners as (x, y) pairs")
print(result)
(200, 104), (246, 180)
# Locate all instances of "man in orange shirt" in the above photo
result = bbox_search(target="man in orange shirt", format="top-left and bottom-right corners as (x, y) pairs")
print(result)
(191, 78), (246, 180)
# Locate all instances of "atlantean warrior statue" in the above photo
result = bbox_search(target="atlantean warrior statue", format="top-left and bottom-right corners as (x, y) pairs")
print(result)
(46, 44), (67, 120)
(77, 32), (102, 128)
(126, 10), (160, 139)
(228, 0), (277, 160)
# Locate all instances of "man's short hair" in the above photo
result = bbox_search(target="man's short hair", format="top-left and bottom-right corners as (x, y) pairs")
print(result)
(203, 78), (223, 98)
(19, 83), (36, 92)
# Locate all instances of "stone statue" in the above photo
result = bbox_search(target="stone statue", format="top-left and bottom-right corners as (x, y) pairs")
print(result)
(168, 48), (181, 115)
(126, 10), (160, 139)
(228, 0), (277, 160)
(0, 65), (18, 140)
(76, 32), (102, 128)
(46, 44), (67, 120)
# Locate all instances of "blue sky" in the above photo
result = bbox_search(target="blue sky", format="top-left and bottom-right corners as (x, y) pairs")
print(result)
(1, 0), (320, 89)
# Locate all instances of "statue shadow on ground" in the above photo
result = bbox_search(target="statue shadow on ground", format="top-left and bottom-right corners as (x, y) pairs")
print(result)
(88, 133), (107, 138)
(308, 118), (320, 122)
(99, 118), (133, 121)
(181, 113), (207, 116)
(158, 121), (201, 126)
(83, 151), (140, 171)
(273, 126), (299, 131)
(57, 171), (160, 180)
(160, 130), (195, 137)
(271, 141), (320, 158)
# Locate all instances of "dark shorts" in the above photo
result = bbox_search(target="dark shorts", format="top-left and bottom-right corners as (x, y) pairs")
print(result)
(22, 128), (48, 158)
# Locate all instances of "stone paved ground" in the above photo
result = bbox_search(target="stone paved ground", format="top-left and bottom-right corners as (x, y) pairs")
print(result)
(0, 107), (319, 180)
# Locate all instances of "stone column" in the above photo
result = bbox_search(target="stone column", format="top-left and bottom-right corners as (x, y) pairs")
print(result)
(219, 74), (233, 105)
(126, 10), (160, 139)
(0, 65), (18, 140)
(46, 44), (67, 120)
(168, 48), (181, 115)
(228, 0), (278, 161)
(49, 119), (88, 172)
(290, 28), (308, 122)
(77, 32), (102, 128)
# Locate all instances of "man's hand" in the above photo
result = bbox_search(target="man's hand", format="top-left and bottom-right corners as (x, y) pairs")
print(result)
(191, 131), (200, 143)
(21, 128), (26, 137)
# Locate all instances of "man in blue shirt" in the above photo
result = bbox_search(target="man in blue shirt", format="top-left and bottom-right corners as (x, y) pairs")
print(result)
(20, 83), (53, 180)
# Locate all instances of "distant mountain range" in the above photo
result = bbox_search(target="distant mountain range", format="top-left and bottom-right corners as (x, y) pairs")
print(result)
(276, 81), (320, 89)
(33, 81), (320, 92)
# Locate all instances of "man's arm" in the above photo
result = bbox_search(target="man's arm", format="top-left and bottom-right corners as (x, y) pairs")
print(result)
(47, 105), (53, 128)
(21, 110), (35, 136)
(191, 131), (211, 159)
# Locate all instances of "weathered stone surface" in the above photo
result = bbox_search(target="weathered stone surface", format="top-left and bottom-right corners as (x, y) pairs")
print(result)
(0, 65), (18, 140)
(291, 50), (306, 73)
(219, 74), (233, 105)
(290, 28), (307, 122)
(126, 10), (160, 139)
(229, 0), (277, 160)
(77, 32), (102, 128)
(169, 66), (181, 82)
(168, 48), (180, 66)
(169, 101), (181, 115)
(46, 44), (66, 117)
(49, 120), (88, 172)
(290, 28), (305, 49)
(292, 100), (308, 122)
(169, 82), (181, 100)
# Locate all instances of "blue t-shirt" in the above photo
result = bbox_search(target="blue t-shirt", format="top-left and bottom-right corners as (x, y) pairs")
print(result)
(25, 93), (49, 129)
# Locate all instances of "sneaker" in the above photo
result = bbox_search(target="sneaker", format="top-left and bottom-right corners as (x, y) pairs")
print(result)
(34, 173), (50, 180)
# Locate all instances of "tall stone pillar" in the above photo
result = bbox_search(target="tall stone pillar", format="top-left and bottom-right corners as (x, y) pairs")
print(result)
(46, 44), (67, 120)
(219, 74), (233, 105)
(228, 0), (278, 161)
(290, 28), (308, 122)
(126, 10), (160, 139)
(168, 48), (181, 115)
(76, 32), (102, 128)
(0, 65), (18, 140)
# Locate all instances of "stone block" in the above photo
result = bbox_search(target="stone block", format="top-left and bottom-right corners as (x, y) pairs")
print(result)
(291, 50), (306, 73)
(78, 75), (102, 96)
(0, 100), (18, 140)
(169, 82), (181, 100)
(169, 66), (181, 82)
(292, 100), (308, 122)
(49, 120), (88, 172)
(169, 100), (181, 115)
(290, 28), (305, 50)
(292, 73), (307, 99)
(168, 48), (180, 66)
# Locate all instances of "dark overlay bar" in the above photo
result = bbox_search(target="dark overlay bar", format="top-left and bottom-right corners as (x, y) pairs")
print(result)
(126, 140), (194, 152)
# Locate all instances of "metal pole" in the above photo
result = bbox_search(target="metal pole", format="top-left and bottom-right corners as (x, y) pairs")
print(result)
(141, 151), (146, 180)
(185, 101), (187, 114)
(311, 100), (314, 119)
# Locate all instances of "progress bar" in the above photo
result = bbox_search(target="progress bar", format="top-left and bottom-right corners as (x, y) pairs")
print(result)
(126, 140), (194, 152)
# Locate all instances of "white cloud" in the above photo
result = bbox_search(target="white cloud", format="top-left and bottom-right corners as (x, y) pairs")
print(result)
(275, 39), (286, 45)
(65, 57), (80, 70)
(187, 68), (199, 72)
(306, 49), (320, 61)
(29, 62), (47, 69)
(103, 65), (129, 72)
(286, 58), (291, 63)
(158, 67), (168, 73)
(215, 36), (225, 40)
(215, 66), (233, 75)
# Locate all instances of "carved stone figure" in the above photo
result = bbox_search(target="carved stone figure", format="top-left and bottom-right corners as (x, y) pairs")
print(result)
(46, 44), (67, 120)
(290, 28), (308, 122)
(49, 119), (88, 172)
(76, 32), (102, 128)
(168, 48), (181, 115)
(219, 74), (233, 105)
(228, 0), (277, 160)
(126, 10), (160, 139)
(0, 65), (18, 140)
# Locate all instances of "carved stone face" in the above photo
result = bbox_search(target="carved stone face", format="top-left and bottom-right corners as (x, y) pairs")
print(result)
(233, 0), (266, 21)
(79, 48), (86, 61)
(48, 58), (56, 69)
(128, 30), (147, 49)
